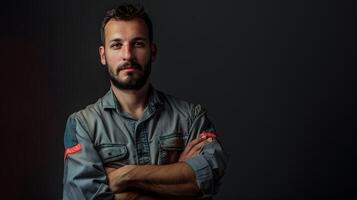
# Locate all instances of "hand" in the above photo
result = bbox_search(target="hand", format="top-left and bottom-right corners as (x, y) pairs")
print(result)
(178, 137), (211, 162)
(106, 167), (159, 199)
(106, 165), (137, 193)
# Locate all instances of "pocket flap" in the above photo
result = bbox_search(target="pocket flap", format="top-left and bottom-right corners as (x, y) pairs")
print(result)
(96, 144), (128, 163)
(159, 133), (184, 150)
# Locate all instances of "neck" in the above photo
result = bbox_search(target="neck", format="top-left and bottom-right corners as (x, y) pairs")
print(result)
(111, 82), (151, 120)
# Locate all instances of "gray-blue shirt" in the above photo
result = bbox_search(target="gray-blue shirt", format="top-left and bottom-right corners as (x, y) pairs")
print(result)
(63, 86), (228, 199)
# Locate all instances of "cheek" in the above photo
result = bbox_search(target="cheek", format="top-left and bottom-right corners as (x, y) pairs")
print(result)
(137, 50), (152, 63)
(105, 53), (121, 65)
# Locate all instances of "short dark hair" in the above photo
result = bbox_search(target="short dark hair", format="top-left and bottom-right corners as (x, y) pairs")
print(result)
(101, 3), (153, 45)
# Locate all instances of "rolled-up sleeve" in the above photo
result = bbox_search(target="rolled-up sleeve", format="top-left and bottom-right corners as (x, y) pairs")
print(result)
(184, 105), (229, 199)
(63, 114), (114, 200)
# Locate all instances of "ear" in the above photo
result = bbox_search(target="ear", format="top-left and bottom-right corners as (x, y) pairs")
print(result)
(99, 46), (106, 65)
(150, 43), (157, 62)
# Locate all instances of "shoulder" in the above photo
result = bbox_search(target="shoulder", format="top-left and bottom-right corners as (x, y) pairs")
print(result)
(66, 92), (110, 133)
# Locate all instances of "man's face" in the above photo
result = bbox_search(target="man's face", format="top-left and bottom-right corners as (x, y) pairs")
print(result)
(99, 18), (156, 90)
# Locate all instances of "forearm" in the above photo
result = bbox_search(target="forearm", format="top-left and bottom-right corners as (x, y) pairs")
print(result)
(114, 190), (197, 200)
(113, 191), (157, 200)
(108, 162), (200, 198)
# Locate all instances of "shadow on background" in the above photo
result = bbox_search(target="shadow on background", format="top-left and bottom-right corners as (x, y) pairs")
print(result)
(0, 0), (355, 199)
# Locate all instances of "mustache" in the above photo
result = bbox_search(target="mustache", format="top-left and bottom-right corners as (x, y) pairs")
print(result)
(118, 61), (142, 71)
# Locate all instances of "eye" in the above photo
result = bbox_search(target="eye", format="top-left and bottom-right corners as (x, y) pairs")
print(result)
(111, 42), (122, 49)
(133, 41), (146, 48)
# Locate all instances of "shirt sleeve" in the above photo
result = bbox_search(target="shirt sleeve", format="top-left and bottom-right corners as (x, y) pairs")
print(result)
(63, 114), (114, 200)
(184, 105), (229, 199)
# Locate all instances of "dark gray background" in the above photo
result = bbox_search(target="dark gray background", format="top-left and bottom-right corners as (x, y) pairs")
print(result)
(0, 0), (355, 199)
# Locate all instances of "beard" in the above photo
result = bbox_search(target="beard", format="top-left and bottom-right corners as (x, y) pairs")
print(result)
(105, 59), (151, 90)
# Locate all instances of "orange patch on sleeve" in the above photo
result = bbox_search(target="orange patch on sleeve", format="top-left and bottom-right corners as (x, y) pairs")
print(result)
(200, 132), (217, 138)
(64, 144), (81, 159)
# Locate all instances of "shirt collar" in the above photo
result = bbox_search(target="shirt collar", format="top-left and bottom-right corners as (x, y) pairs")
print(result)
(102, 85), (163, 112)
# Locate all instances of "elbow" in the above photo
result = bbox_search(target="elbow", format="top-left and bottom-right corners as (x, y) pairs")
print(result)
(190, 143), (229, 198)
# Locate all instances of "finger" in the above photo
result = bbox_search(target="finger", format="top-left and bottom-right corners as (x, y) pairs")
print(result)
(187, 139), (209, 155)
(206, 137), (214, 142)
(184, 137), (207, 152)
(189, 137), (207, 147)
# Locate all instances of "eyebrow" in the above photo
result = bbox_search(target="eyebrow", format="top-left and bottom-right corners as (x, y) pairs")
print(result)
(108, 37), (148, 44)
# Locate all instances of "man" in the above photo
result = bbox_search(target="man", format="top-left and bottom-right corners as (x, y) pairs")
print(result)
(63, 3), (228, 200)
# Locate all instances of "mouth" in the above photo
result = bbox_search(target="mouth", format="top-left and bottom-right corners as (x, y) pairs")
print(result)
(121, 67), (138, 72)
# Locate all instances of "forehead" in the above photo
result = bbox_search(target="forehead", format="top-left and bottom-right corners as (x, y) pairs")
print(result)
(104, 18), (149, 42)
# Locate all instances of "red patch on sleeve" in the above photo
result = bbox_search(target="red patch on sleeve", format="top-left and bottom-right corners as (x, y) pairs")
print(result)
(200, 132), (217, 138)
(64, 144), (81, 159)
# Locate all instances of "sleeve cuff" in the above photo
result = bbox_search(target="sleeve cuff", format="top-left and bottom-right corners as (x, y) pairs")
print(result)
(184, 155), (214, 198)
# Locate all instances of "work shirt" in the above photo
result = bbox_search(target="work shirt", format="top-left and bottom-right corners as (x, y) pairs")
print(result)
(63, 86), (228, 199)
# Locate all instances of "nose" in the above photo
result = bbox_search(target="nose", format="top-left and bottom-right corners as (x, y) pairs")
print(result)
(122, 44), (133, 61)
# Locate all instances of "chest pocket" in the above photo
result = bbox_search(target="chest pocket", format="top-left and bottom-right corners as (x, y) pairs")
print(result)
(159, 133), (185, 165)
(96, 144), (129, 168)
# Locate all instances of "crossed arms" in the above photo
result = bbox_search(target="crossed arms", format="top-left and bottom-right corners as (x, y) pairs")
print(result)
(105, 137), (211, 200)
(63, 111), (228, 200)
